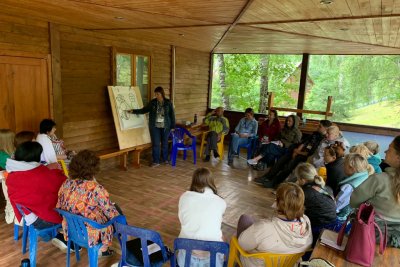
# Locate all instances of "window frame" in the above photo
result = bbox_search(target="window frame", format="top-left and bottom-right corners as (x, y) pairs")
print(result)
(112, 47), (152, 104)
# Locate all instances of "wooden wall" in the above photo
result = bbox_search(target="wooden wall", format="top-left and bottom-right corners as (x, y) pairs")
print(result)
(174, 47), (210, 122)
(0, 14), (212, 152)
(0, 13), (49, 57)
(57, 25), (175, 151)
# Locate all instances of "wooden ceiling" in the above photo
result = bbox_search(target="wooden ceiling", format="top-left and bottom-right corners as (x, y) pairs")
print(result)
(1, 0), (400, 54)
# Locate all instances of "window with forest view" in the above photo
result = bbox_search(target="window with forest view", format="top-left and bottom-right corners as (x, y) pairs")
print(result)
(211, 54), (400, 129)
(304, 55), (400, 128)
(115, 52), (150, 105)
(211, 54), (302, 114)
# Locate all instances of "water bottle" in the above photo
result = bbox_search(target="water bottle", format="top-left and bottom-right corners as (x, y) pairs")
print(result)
(194, 114), (198, 124)
(20, 259), (30, 267)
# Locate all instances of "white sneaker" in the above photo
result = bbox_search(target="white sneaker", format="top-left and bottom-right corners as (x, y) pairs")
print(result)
(247, 159), (258, 165)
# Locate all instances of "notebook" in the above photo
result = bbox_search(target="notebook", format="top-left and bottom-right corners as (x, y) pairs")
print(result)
(320, 229), (348, 251)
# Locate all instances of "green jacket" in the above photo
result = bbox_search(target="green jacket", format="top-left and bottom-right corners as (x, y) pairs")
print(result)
(0, 151), (10, 170)
(205, 112), (230, 134)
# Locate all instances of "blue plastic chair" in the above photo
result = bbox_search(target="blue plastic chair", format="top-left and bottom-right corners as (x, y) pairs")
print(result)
(170, 238), (229, 267)
(114, 222), (170, 267)
(170, 127), (196, 166)
(238, 136), (258, 160)
(15, 204), (61, 267)
(56, 209), (127, 267)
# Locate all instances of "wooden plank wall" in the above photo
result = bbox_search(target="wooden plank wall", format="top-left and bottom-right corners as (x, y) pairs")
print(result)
(0, 14), (211, 152)
(0, 13), (49, 57)
(58, 25), (174, 151)
(174, 47), (210, 122)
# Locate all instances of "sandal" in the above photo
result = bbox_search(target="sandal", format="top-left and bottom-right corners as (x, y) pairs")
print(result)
(98, 249), (114, 258)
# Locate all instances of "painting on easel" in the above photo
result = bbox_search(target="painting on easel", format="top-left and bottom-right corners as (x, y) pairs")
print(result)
(108, 86), (151, 149)
(111, 86), (145, 130)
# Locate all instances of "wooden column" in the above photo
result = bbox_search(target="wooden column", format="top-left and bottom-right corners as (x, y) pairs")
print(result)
(207, 53), (214, 107)
(49, 23), (63, 137)
(171, 45), (176, 104)
(297, 53), (309, 118)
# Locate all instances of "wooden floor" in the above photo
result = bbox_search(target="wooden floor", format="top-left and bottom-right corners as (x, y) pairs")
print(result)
(0, 150), (276, 267)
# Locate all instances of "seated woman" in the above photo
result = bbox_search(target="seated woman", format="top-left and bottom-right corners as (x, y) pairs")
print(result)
(56, 150), (120, 256)
(15, 131), (36, 148)
(0, 129), (15, 169)
(228, 108), (258, 164)
(350, 143), (382, 174)
(336, 153), (374, 222)
(311, 125), (350, 169)
(257, 109), (281, 144)
(178, 167), (226, 267)
(247, 115), (301, 167)
(237, 182), (312, 266)
(295, 163), (336, 245)
(2, 130), (36, 225)
(363, 141), (382, 173)
(351, 136), (400, 248)
(323, 142), (346, 196)
(6, 141), (66, 229)
(36, 119), (75, 164)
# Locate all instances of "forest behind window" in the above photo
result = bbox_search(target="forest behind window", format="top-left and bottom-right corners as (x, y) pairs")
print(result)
(211, 54), (400, 128)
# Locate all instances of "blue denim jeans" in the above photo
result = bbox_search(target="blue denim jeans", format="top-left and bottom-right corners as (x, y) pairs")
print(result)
(126, 250), (164, 267)
(149, 127), (170, 164)
(228, 134), (250, 161)
(177, 250), (224, 267)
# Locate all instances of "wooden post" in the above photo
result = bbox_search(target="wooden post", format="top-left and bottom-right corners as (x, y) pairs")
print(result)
(49, 23), (63, 138)
(297, 53), (309, 118)
(171, 45), (176, 104)
(325, 96), (333, 119)
(267, 92), (274, 113)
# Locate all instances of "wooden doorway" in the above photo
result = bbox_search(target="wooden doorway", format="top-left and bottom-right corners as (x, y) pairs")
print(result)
(0, 56), (50, 132)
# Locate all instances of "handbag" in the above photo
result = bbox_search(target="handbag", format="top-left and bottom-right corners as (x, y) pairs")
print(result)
(337, 203), (387, 267)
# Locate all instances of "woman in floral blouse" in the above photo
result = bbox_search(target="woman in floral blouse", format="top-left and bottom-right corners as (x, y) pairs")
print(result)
(56, 150), (120, 256)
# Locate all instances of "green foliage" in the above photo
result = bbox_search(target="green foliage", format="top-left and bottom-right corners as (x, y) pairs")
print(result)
(305, 55), (400, 123)
(211, 54), (400, 128)
(211, 54), (302, 111)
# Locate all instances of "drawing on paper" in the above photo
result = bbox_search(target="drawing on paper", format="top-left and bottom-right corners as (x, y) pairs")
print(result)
(112, 86), (145, 130)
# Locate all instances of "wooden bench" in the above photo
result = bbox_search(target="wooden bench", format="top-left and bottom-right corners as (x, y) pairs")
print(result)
(97, 143), (152, 170)
(277, 117), (320, 135)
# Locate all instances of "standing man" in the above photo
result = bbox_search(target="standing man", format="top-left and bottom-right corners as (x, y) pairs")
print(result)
(128, 86), (175, 167)
(203, 107), (230, 162)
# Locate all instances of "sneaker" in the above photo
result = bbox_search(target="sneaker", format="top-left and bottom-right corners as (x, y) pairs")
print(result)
(98, 249), (114, 258)
(228, 160), (233, 166)
(253, 177), (264, 185)
(247, 159), (258, 165)
(213, 150), (220, 159)
(162, 160), (170, 165)
(263, 179), (275, 188)
(204, 155), (210, 162)
(150, 163), (160, 168)
(51, 234), (79, 253)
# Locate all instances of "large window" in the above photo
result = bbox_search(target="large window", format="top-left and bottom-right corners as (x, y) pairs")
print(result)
(211, 54), (302, 114)
(304, 55), (400, 128)
(115, 50), (150, 105)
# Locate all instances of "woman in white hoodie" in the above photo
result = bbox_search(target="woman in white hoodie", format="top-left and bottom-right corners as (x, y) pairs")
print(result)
(238, 182), (312, 267)
(178, 167), (226, 267)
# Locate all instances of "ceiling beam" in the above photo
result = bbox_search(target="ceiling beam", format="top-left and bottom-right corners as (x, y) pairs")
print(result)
(89, 23), (228, 31)
(211, 0), (256, 53)
(246, 25), (400, 51)
(238, 13), (400, 26)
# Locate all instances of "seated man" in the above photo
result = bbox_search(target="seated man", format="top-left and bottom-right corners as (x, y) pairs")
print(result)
(254, 120), (332, 188)
(203, 107), (230, 161)
(227, 108), (258, 165)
